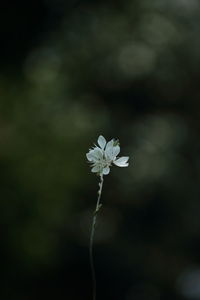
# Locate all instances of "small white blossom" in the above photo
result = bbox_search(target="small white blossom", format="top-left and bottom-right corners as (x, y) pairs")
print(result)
(86, 135), (129, 175)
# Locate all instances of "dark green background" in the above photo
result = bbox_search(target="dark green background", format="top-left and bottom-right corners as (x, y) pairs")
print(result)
(1, 1), (200, 299)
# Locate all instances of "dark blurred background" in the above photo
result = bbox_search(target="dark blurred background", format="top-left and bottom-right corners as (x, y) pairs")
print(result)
(1, 0), (200, 299)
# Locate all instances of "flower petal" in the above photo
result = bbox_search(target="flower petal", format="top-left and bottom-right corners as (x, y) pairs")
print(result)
(103, 166), (110, 175)
(86, 152), (94, 162)
(113, 156), (129, 167)
(97, 135), (106, 149)
(93, 147), (103, 158)
(105, 139), (114, 151)
(86, 148), (103, 162)
(91, 165), (101, 173)
(113, 145), (120, 158)
(105, 139), (114, 160)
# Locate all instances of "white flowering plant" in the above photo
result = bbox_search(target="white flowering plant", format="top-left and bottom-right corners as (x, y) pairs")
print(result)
(87, 135), (129, 300)
(86, 135), (129, 176)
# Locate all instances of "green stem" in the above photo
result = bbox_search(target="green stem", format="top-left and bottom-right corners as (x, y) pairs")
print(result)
(89, 174), (104, 300)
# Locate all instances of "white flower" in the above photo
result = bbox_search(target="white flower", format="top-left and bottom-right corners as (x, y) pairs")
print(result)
(86, 135), (129, 175)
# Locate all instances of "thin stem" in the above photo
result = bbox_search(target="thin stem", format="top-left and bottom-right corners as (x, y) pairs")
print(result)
(89, 174), (104, 300)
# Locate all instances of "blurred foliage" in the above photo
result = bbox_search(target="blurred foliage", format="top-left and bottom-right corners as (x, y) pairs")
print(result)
(1, 0), (200, 299)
